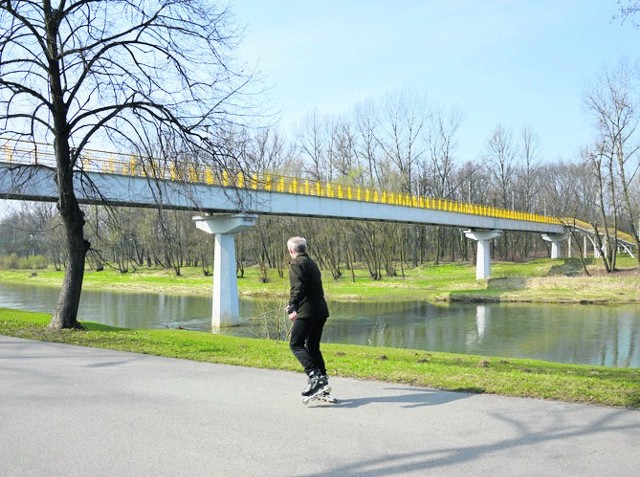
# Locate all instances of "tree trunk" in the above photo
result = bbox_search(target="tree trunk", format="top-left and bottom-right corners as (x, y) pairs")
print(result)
(49, 162), (89, 329)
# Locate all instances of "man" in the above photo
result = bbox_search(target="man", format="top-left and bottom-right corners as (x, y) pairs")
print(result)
(285, 236), (331, 399)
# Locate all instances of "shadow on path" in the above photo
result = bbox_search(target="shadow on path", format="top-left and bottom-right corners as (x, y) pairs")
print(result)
(300, 407), (638, 476)
(310, 386), (470, 409)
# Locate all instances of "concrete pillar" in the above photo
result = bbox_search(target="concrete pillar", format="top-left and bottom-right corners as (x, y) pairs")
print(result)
(542, 233), (568, 259)
(464, 230), (502, 280)
(193, 214), (257, 329)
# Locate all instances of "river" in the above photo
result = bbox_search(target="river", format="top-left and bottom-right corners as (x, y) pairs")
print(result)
(0, 283), (637, 368)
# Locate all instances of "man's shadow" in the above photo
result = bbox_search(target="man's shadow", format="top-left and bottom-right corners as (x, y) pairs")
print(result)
(314, 386), (473, 409)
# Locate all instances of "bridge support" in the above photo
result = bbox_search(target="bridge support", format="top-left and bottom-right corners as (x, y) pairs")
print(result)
(194, 214), (257, 329)
(464, 230), (502, 280)
(542, 233), (568, 259)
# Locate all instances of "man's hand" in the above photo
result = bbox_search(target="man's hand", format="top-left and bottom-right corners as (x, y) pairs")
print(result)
(284, 304), (297, 320)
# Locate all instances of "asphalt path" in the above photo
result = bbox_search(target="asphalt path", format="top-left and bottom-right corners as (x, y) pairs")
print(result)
(1, 335), (639, 476)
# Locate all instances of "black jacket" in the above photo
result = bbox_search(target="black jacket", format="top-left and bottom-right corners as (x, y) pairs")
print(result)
(288, 252), (329, 319)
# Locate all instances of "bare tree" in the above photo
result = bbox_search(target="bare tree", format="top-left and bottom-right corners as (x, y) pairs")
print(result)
(0, 1), (250, 328)
(423, 106), (464, 264)
(374, 91), (428, 194)
(483, 125), (518, 258)
(584, 60), (640, 268)
(617, 0), (640, 26)
(353, 100), (384, 188)
(484, 125), (517, 209)
(513, 126), (541, 257)
(297, 110), (331, 181)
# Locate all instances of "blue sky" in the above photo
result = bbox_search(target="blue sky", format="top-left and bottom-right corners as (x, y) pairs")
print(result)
(231, 0), (640, 163)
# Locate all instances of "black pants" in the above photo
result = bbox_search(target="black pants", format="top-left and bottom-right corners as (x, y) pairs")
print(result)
(289, 316), (327, 376)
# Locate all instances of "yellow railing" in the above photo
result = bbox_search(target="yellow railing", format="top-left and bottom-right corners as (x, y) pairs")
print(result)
(0, 139), (561, 225)
(561, 218), (637, 245)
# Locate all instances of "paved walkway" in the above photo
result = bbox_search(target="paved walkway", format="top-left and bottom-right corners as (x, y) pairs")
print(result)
(1, 335), (639, 476)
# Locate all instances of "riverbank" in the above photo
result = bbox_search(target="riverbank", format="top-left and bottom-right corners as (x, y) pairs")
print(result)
(1, 257), (639, 304)
(1, 308), (638, 409)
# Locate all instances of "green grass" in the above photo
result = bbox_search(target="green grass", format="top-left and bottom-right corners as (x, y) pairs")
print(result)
(1, 308), (639, 409)
(2, 257), (638, 304)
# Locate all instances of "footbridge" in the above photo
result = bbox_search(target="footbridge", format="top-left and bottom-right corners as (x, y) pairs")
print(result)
(0, 141), (622, 328)
(561, 218), (636, 259)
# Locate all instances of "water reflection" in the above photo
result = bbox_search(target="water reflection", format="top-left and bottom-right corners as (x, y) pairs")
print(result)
(0, 283), (637, 368)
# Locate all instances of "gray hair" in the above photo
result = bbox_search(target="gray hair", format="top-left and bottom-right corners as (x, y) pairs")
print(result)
(287, 236), (307, 253)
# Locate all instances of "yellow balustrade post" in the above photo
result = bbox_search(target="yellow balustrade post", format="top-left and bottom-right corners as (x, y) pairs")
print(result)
(365, 189), (370, 202)
(338, 184), (343, 199)
(305, 180), (310, 195)
(265, 175), (272, 191)
(81, 154), (89, 171)
(316, 182), (322, 196)
(357, 187), (362, 201)
(347, 186), (353, 200)
(237, 172), (245, 188)
(222, 170), (229, 186)
(373, 190), (379, 203)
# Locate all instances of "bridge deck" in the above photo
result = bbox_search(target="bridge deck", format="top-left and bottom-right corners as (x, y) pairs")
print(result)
(0, 140), (564, 234)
